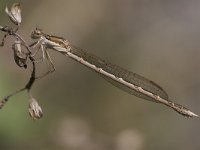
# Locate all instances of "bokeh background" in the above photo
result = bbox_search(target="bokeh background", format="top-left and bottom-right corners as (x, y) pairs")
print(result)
(0, 0), (200, 150)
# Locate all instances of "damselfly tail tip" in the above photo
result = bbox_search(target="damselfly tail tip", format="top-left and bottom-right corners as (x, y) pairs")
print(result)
(186, 110), (199, 118)
(178, 108), (199, 118)
(169, 102), (199, 118)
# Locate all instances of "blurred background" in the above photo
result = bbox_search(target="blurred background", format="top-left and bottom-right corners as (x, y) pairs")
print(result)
(0, 0), (200, 149)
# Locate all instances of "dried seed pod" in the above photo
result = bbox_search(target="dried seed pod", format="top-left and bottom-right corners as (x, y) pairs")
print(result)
(12, 40), (28, 68)
(5, 3), (22, 25)
(28, 97), (43, 120)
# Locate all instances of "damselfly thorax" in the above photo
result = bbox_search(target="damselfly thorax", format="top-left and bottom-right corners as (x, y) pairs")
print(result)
(31, 28), (71, 53)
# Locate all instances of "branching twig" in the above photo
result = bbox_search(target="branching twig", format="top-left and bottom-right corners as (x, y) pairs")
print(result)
(0, 26), (36, 109)
(0, 3), (45, 119)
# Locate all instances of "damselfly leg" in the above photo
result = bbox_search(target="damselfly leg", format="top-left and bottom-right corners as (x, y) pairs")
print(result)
(30, 39), (56, 79)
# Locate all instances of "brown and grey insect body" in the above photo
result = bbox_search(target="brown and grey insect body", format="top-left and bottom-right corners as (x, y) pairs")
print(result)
(29, 28), (198, 117)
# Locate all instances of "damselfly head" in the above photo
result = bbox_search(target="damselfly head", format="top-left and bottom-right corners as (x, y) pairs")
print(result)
(31, 28), (43, 39)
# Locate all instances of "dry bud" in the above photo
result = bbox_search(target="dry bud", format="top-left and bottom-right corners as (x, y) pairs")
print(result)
(12, 40), (28, 68)
(28, 97), (43, 120)
(5, 3), (22, 25)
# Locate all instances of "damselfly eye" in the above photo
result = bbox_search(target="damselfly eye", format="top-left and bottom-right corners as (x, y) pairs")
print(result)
(31, 28), (42, 39)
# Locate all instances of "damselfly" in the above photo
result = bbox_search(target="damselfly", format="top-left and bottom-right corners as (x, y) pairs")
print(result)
(30, 28), (198, 117)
